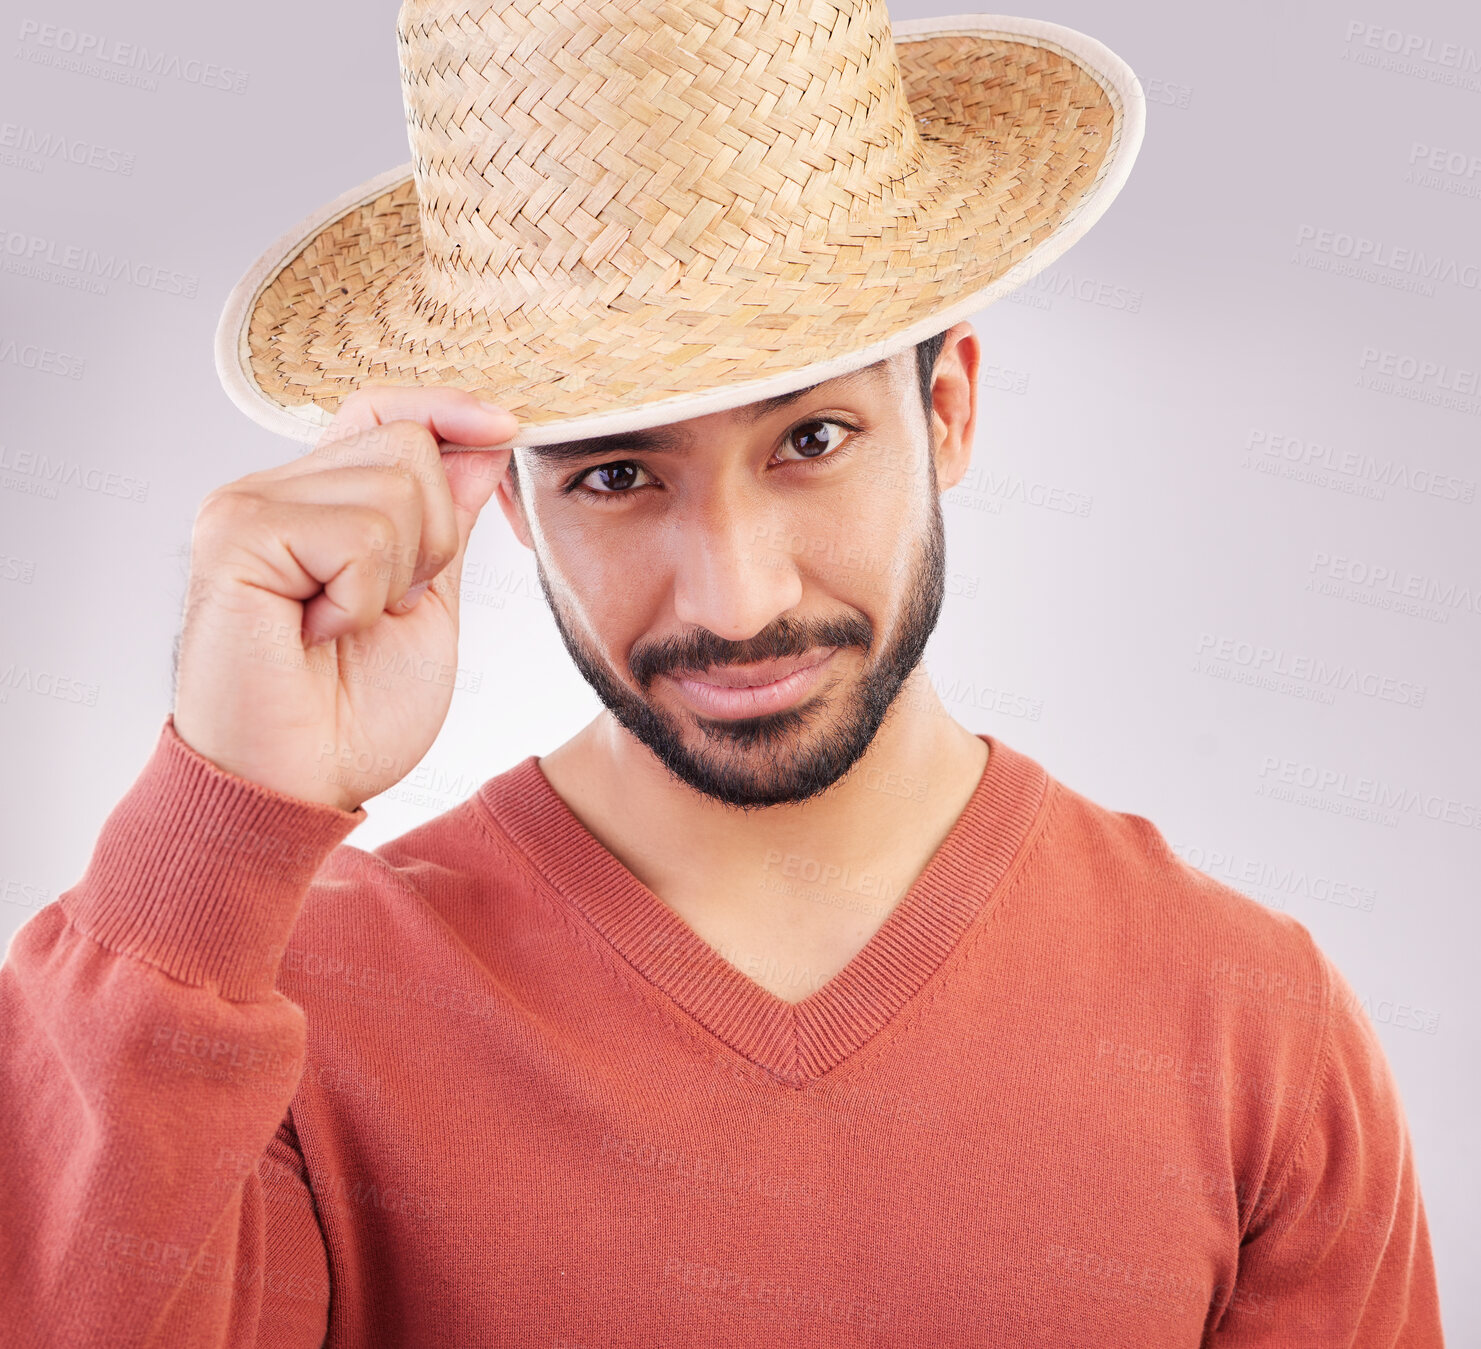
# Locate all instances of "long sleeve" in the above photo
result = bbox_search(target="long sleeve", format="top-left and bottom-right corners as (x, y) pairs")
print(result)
(1206, 945), (1446, 1346)
(0, 716), (364, 1349)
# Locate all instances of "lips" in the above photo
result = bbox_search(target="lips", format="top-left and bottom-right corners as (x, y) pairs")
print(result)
(678, 646), (838, 689)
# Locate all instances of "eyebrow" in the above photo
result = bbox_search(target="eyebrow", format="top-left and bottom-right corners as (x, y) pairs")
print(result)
(522, 364), (878, 467)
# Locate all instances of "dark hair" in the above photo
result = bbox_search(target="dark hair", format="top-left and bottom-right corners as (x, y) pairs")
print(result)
(913, 329), (949, 426)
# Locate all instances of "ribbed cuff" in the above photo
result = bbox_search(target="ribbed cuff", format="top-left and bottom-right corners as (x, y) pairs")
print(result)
(60, 715), (367, 1001)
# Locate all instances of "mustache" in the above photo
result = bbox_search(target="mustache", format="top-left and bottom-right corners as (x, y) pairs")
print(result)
(628, 613), (873, 688)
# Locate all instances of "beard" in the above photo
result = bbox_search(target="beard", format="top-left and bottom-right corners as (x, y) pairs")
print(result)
(532, 489), (947, 811)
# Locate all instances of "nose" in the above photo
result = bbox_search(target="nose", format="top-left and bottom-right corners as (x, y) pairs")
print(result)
(668, 490), (803, 643)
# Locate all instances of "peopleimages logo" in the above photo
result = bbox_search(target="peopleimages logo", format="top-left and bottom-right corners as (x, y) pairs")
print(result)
(0, 441), (150, 502)
(14, 19), (250, 94)
(1255, 755), (1481, 832)
(1400, 138), (1481, 219)
(1307, 548), (1481, 620)
(1293, 224), (1480, 293)
(1140, 76), (1194, 110)
(0, 336), (86, 380)
(0, 224), (197, 299)
(1355, 346), (1481, 419)
(1358, 348), (1478, 393)
(1340, 21), (1481, 93)
(1168, 841), (1377, 915)
(1007, 266), (1143, 314)
(1406, 142), (1481, 187)
(1192, 633), (1427, 709)
(0, 120), (135, 176)
(1243, 426), (1476, 505)
(1343, 21), (1481, 69)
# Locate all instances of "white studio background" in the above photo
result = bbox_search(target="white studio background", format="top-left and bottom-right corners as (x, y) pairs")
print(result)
(2, 0), (1476, 1334)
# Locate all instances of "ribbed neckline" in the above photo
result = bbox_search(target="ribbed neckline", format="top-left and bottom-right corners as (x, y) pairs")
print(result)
(477, 734), (1049, 1085)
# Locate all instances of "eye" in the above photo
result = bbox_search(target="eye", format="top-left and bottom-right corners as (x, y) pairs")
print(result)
(569, 460), (654, 499)
(562, 417), (859, 503)
(776, 419), (855, 463)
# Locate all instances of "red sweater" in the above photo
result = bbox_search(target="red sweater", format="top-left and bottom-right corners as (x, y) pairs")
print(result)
(1, 716), (1444, 1347)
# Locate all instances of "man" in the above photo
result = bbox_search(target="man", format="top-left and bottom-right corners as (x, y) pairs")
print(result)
(0, 1), (1445, 1345)
(498, 327), (986, 1000)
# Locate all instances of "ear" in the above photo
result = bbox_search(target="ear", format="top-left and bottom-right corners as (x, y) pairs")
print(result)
(492, 452), (537, 551)
(928, 321), (980, 493)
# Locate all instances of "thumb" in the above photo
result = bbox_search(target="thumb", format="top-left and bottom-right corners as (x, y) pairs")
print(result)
(432, 445), (512, 595)
(442, 445), (509, 525)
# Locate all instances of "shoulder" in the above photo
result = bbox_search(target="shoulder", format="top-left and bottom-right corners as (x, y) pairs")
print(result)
(1029, 778), (1446, 1333)
(1031, 772), (1336, 1143)
(1032, 770), (1328, 992)
(279, 768), (537, 1000)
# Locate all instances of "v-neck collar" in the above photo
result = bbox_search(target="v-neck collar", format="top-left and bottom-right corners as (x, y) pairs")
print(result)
(477, 733), (1049, 1085)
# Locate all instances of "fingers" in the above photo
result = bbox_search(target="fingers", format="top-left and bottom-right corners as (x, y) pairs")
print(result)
(438, 447), (510, 556)
(250, 385), (520, 600)
(317, 382), (518, 452)
(191, 494), (411, 647)
(283, 502), (410, 648)
(265, 461), (447, 609)
(195, 384), (522, 647)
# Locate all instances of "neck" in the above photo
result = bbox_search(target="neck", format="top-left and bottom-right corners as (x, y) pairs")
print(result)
(536, 666), (990, 998)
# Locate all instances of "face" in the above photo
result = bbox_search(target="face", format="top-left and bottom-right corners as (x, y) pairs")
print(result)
(495, 328), (979, 811)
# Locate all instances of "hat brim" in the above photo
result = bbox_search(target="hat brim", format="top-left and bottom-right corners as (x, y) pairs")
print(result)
(215, 13), (1144, 449)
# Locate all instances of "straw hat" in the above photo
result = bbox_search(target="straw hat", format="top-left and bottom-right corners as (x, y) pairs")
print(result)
(214, 1), (1145, 448)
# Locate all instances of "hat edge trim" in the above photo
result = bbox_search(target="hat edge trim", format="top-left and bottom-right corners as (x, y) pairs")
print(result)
(215, 13), (1147, 447)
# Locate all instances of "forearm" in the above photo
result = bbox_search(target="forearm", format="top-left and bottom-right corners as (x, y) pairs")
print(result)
(0, 717), (362, 1347)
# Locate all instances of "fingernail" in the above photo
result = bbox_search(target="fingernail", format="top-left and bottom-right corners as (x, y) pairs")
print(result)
(398, 580), (430, 610)
(477, 398), (511, 417)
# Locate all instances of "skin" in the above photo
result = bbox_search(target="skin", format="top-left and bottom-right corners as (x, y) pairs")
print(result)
(491, 321), (989, 1003)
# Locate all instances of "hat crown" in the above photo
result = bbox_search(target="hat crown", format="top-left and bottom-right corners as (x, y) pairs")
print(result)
(396, 0), (930, 320)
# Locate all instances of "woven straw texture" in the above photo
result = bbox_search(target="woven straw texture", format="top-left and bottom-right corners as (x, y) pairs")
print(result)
(239, 0), (1120, 435)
